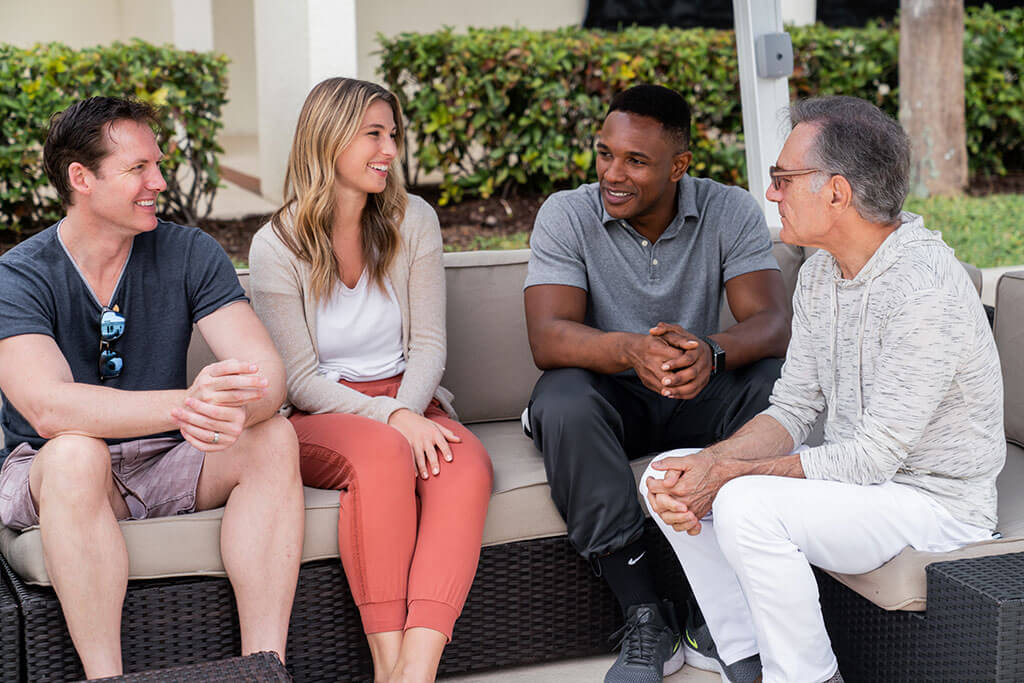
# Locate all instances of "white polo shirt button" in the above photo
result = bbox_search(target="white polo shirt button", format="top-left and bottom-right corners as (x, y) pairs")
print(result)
(652, 259), (659, 265)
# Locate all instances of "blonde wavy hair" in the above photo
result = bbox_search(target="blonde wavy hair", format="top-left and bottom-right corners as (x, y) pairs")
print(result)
(271, 78), (408, 301)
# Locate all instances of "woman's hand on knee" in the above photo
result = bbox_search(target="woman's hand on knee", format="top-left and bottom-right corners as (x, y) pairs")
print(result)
(387, 408), (461, 479)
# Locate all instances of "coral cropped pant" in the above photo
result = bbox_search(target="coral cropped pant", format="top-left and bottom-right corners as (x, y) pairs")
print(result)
(289, 375), (493, 640)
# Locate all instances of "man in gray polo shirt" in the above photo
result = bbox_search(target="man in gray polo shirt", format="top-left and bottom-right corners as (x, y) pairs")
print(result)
(524, 85), (790, 682)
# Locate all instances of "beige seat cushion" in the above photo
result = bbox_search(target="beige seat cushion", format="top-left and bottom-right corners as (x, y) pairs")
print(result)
(0, 420), (652, 586)
(824, 443), (1024, 611)
(0, 486), (343, 587)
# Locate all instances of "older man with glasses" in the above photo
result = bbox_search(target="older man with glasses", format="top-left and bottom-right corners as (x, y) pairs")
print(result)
(0, 97), (304, 678)
(641, 96), (1005, 682)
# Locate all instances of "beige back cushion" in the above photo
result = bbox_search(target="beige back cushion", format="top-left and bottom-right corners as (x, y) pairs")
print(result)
(441, 250), (539, 423)
(996, 271), (1024, 447)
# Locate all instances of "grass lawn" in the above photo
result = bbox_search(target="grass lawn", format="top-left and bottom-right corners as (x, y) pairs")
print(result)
(905, 194), (1024, 268)
(444, 193), (1024, 269)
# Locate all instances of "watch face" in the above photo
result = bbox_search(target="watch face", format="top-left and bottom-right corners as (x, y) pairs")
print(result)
(703, 336), (724, 376)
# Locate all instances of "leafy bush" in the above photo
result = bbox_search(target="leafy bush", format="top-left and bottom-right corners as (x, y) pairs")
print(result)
(0, 40), (228, 234)
(379, 7), (1022, 203)
(962, 5), (1024, 177)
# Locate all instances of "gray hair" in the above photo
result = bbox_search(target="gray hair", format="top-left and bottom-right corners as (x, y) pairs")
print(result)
(788, 96), (910, 224)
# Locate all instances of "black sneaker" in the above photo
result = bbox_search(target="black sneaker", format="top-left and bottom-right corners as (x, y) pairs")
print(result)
(683, 611), (762, 683)
(604, 602), (685, 683)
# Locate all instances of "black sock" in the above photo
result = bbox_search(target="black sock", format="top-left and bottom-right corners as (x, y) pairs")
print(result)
(595, 537), (661, 616)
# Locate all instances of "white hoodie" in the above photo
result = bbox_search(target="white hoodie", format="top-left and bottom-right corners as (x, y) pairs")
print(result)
(762, 212), (1005, 531)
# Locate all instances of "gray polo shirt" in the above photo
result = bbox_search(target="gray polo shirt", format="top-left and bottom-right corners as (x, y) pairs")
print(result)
(525, 174), (778, 336)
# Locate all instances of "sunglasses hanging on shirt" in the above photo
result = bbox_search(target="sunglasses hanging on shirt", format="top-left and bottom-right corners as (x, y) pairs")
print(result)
(99, 305), (125, 381)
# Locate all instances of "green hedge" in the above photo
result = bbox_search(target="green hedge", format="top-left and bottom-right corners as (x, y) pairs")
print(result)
(0, 40), (228, 234)
(378, 6), (1023, 204)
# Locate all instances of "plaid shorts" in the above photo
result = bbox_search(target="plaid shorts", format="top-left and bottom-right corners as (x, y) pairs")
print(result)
(0, 437), (205, 531)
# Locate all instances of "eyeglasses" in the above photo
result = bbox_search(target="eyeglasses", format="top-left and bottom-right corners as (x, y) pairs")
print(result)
(99, 306), (125, 381)
(768, 165), (825, 191)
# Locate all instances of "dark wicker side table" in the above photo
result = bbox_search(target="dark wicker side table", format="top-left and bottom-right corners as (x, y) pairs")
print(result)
(88, 651), (291, 682)
(818, 551), (1024, 682)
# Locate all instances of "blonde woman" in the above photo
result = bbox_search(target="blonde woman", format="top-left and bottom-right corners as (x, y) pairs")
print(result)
(249, 78), (493, 683)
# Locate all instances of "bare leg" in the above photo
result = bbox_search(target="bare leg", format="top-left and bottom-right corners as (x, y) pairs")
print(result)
(195, 415), (304, 662)
(389, 627), (447, 683)
(30, 435), (130, 679)
(367, 631), (404, 682)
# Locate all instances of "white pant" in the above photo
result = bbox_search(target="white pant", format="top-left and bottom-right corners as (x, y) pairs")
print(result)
(640, 448), (992, 683)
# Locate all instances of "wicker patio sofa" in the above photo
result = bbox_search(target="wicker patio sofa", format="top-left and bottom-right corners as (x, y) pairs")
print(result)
(0, 244), (1021, 682)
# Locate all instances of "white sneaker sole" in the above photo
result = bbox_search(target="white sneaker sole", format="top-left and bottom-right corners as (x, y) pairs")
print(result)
(663, 642), (686, 676)
(684, 644), (732, 682)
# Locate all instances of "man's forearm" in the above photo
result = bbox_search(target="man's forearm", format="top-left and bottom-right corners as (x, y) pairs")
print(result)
(714, 309), (790, 370)
(529, 319), (642, 374)
(34, 383), (185, 440)
(718, 451), (805, 482)
(704, 414), (795, 462)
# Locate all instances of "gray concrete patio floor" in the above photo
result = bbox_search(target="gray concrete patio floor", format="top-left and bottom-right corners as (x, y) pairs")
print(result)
(440, 655), (719, 682)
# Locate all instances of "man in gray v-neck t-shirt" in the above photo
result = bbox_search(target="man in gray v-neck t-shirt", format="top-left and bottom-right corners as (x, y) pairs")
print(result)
(523, 85), (790, 682)
(0, 96), (303, 677)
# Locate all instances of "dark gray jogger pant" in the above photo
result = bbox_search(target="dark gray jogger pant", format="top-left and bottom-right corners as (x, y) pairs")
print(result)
(527, 359), (783, 560)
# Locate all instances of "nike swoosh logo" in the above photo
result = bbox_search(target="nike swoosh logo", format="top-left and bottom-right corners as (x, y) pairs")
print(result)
(686, 630), (699, 649)
(627, 552), (646, 566)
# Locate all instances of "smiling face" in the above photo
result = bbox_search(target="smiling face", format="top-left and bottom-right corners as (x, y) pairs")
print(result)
(76, 119), (166, 236)
(334, 99), (398, 198)
(765, 122), (833, 248)
(595, 111), (691, 231)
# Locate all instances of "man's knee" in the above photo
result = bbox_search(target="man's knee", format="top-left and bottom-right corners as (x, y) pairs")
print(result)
(712, 477), (787, 556)
(530, 368), (615, 436)
(245, 416), (300, 474)
(637, 449), (702, 498)
(32, 435), (111, 504)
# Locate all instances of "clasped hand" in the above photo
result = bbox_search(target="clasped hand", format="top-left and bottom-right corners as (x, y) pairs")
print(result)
(170, 359), (268, 452)
(644, 451), (724, 535)
(632, 322), (712, 400)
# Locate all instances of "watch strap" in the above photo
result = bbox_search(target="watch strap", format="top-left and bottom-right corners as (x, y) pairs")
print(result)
(701, 336), (725, 377)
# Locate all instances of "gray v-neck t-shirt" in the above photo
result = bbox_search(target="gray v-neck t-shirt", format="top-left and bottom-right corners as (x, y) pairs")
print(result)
(525, 174), (778, 336)
(0, 220), (246, 457)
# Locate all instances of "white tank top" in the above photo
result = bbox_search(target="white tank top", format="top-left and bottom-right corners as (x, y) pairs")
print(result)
(315, 269), (407, 382)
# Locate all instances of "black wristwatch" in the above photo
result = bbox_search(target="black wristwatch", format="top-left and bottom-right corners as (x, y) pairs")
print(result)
(702, 336), (726, 377)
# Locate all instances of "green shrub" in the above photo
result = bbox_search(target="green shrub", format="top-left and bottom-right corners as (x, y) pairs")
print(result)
(378, 7), (1023, 204)
(0, 40), (228, 234)
(962, 5), (1024, 177)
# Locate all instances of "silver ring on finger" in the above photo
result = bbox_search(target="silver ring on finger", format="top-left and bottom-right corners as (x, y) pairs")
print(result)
(212, 431), (220, 445)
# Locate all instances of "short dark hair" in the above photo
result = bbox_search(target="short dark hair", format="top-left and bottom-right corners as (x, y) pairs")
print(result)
(606, 85), (691, 152)
(789, 96), (910, 224)
(43, 96), (159, 207)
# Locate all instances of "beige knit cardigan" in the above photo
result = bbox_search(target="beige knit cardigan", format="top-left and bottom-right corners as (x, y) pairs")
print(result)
(248, 194), (455, 423)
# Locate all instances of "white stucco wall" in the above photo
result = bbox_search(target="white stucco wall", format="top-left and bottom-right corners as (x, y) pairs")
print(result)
(0, 0), (174, 49)
(119, 1), (174, 45)
(214, 0), (258, 136)
(0, 0), (168, 48)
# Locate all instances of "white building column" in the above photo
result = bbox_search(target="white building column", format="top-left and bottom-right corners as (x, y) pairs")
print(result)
(171, 0), (214, 52)
(732, 0), (791, 231)
(254, 0), (358, 203)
